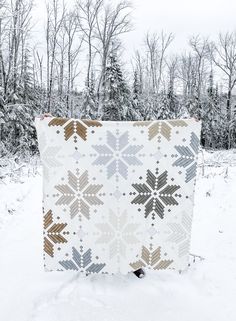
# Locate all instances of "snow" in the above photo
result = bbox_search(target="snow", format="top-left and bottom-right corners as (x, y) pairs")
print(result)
(0, 150), (236, 321)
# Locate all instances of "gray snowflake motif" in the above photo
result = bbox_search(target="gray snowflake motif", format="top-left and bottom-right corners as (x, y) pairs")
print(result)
(59, 246), (106, 273)
(131, 169), (181, 219)
(92, 130), (143, 179)
(38, 133), (62, 181)
(95, 209), (141, 259)
(55, 169), (104, 219)
(172, 132), (200, 182)
(166, 211), (192, 257)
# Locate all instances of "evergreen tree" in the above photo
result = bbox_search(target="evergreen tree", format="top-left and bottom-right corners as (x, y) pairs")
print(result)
(166, 77), (179, 118)
(129, 70), (144, 120)
(21, 48), (35, 104)
(81, 70), (97, 119)
(156, 91), (169, 119)
(201, 70), (226, 148)
(102, 48), (131, 121)
(133, 70), (141, 101)
(1, 48), (40, 158)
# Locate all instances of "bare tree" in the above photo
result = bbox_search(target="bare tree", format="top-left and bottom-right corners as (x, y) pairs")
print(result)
(45, 0), (66, 113)
(0, 0), (33, 101)
(145, 33), (158, 93)
(76, 0), (102, 90)
(95, 0), (132, 116)
(132, 49), (144, 94)
(144, 31), (174, 94)
(34, 48), (44, 104)
(178, 53), (195, 100)
(0, 4), (8, 94)
(157, 32), (174, 93)
(189, 35), (209, 114)
(55, 22), (67, 100)
(209, 32), (236, 148)
(64, 10), (83, 116)
(166, 55), (179, 117)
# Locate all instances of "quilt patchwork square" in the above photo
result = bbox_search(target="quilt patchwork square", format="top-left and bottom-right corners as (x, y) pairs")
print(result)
(35, 117), (201, 275)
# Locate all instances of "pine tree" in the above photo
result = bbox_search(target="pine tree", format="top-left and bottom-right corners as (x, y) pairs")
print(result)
(156, 91), (169, 119)
(21, 48), (35, 104)
(133, 70), (141, 101)
(81, 70), (97, 119)
(1, 48), (40, 158)
(201, 70), (226, 148)
(129, 70), (144, 120)
(102, 47), (131, 121)
(166, 76), (179, 118)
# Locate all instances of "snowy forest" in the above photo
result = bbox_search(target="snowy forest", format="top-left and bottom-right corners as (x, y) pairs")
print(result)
(1, 1), (236, 320)
(1, 0), (236, 160)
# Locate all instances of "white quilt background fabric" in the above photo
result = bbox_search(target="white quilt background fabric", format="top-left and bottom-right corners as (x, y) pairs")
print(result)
(35, 117), (201, 275)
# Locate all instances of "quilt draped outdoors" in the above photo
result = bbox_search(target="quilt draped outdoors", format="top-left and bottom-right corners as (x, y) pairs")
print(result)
(35, 117), (201, 275)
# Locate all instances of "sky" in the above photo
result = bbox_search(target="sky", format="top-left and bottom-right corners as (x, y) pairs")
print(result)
(124, 0), (236, 58)
(33, 0), (236, 53)
(31, 0), (236, 88)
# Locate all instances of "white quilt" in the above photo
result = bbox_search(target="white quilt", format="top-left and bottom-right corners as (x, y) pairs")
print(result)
(35, 117), (201, 275)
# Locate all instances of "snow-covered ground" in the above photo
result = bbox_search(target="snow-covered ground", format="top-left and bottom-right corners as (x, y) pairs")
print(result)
(0, 150), (236, 321)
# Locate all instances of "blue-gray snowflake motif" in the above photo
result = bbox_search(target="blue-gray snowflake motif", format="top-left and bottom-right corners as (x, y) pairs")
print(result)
(92, 130), (143, 179)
